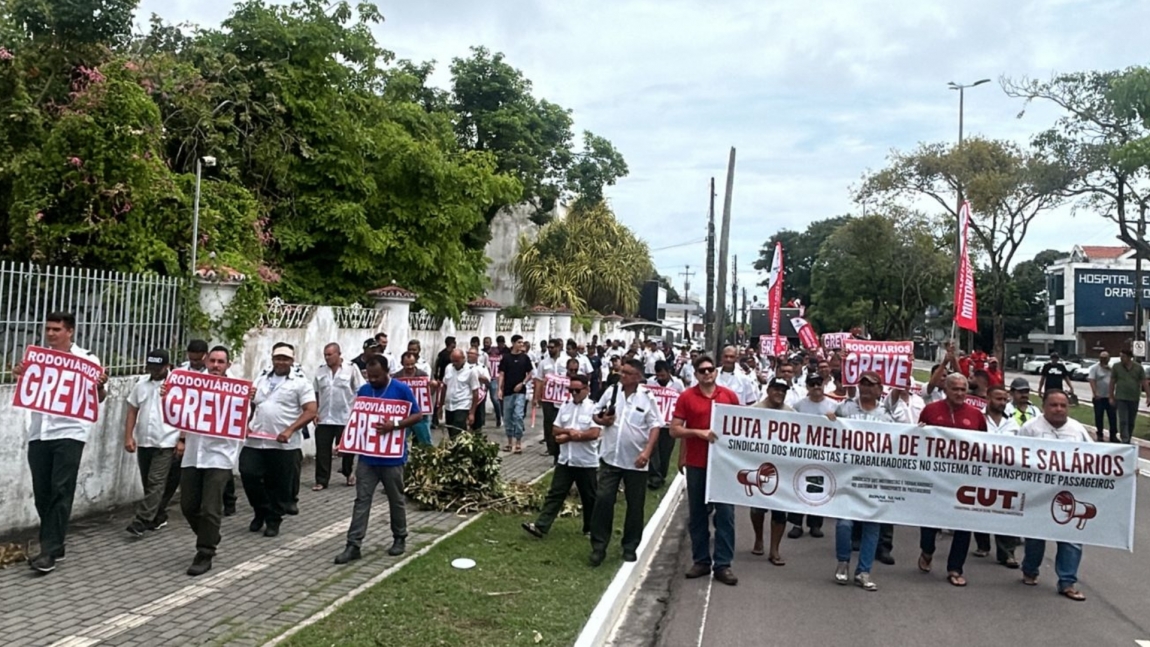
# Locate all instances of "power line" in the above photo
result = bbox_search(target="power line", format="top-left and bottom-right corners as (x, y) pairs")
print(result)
(650, 237), (706, 252)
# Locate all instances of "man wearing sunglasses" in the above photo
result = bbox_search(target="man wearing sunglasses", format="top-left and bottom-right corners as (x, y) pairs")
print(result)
(671, 355), (742, 586)
(522, 374), (600, 540)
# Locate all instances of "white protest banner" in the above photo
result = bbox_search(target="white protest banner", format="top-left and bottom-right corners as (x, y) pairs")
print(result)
(13, 346), (102, 423)
(841, 339), (913, 389)
(822, 332), (851, 351)
(706, 405), (1137, 550)
(339, 397), (413, 458)
(163, 369), (252, 440)
(542, 374), (571, 405)
(395, 376), (432, 414)
(647, 385), (681, 425)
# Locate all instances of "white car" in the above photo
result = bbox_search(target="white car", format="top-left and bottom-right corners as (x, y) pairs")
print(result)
(1022, 355), (1050, 374)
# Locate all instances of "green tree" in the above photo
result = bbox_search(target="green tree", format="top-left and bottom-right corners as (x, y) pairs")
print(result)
(567, 131), (628, 209)
(653, 272), (681, 304)
(513, 202), (653, 315)
(754, 215), (851, 305)
(859, 138), (1073, 359)
(811, 210), (950, 339)
(450, 46), (574, 224)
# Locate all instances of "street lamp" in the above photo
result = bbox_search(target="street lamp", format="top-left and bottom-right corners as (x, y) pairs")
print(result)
(191, 155), (217, 276)
(946, 79), (990, 349)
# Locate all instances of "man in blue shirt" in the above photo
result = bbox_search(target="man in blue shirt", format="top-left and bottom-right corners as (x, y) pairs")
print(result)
(335, 355), (422, 564)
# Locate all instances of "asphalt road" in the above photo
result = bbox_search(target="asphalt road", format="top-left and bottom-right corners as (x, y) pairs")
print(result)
(643, 475), (1150, 647)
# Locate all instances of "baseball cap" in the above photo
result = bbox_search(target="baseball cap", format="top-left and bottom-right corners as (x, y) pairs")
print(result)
(272, 346), (295, 359)
(1009, 377), (1030, 392)
(146, 349), (170, 366)
(767, 378), (790, 391)
(805, 373), (824, 386)
(363, 338), (381, 350)
(859, 371), (882, 385)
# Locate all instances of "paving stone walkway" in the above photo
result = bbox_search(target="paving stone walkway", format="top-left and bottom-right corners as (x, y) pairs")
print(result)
(0, 425), (553, 647)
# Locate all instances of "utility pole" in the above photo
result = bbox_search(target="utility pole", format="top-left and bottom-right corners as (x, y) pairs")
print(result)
(1137, 209), (1146, 347)
(714, 147), (736, 359)
(705, 179), (716, 351)
(740, 287), (748, 338)
(679, 265), (695, 340)
(947, 79), (990, 354)
(731, 255), (739, 342)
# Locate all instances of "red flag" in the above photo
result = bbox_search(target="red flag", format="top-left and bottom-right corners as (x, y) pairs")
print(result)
(790, 317), (819, 351)
(767, 242), (788, 355)
(954, 201), (978, 332)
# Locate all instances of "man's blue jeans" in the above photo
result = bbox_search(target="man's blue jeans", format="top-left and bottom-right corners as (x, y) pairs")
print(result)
(503, 393), (526, 440)
(686, 466), (734, 572)
(836, 519), (879, 574)
(487, 381), (503, 425)
(1022, 538), (1082, 590)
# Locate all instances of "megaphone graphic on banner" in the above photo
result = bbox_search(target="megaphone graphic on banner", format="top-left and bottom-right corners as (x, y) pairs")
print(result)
(736, 463), (780, 497)
(1050, 491), (1097, 530)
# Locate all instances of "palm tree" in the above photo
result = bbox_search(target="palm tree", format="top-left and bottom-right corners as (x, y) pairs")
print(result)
(513, 201), (652, 314)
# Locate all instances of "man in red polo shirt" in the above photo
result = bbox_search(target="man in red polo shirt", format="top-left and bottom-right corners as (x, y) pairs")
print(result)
(671, 354), (741, 586)
(917, 372), (986, 587)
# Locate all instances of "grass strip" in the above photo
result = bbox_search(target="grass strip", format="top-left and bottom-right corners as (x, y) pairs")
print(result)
(283, 462), (679, 647)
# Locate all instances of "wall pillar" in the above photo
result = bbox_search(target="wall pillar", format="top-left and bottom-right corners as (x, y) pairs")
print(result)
(368, 283), (418, 350)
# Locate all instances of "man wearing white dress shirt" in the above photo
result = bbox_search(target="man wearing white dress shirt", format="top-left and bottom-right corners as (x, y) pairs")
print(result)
(124, 349), (178, 538)
(313, 343), (364, 490)
(18, 312), (108, 574)
(241, 343), (317, 538)
(717, 346), (758, 405)
(179, 346), (249, 576)
(646, 360), (685, 490)
(589, 359), (662, 566)
(522, 374), (600, 539)
(441, 348), (481, 438)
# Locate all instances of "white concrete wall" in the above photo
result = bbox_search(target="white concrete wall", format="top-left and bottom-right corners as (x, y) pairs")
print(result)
(0, 304), (635, 537)
(484, 202), (569, 307)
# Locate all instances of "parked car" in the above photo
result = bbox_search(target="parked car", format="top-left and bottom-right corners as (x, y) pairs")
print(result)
(1022, 355), (1050, 374)
(1071, 359), (1098, 382)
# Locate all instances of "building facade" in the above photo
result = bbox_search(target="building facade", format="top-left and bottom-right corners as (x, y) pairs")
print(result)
(1034, 245), (1148, 356)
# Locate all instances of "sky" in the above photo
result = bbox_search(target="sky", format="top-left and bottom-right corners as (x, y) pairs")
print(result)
(137, 0), (1149, 303)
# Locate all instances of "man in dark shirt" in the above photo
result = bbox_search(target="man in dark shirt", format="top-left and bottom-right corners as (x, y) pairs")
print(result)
(918, 373), (987, 587)
(498, 335), (534, 454)
(351, 338), (379, 376)
(1039, 352), (1074, 399)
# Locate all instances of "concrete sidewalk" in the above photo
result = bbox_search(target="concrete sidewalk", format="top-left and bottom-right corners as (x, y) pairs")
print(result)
(0, 425), (553, 647)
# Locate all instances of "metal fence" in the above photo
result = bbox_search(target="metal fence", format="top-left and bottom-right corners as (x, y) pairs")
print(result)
(1, 262), (185, 381)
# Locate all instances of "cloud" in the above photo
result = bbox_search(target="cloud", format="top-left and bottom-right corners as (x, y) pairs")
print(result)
(137, 0), (1148, 296)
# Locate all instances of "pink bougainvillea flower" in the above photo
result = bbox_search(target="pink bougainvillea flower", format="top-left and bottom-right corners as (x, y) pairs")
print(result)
(35, 211), (44, 221)
(68, 156), (82, 167)
(0, 47), (13, 61)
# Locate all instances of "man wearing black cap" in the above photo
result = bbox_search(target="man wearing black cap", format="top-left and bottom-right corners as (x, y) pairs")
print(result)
(352, 338), (380, 377)
(749, 378), (793, 564)
(124, 350), (177, 537)
(1005, 377), (1038, 428)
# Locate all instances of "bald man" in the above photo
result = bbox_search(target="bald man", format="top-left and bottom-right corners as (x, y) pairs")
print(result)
(441, 348), (481, 440)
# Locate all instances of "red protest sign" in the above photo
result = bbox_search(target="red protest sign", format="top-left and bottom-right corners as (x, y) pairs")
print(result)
(542, 374), (570, 405)
(841, 340), (914, 389)
(648, 385), (680, 423)
(163, 369), (252, 440)
(822, 332), (851, 351)
(759, 335), (779, 358)
(395, 376), (432, 414)
(13, 346), (102, 423)
(339, 397), (413, 458)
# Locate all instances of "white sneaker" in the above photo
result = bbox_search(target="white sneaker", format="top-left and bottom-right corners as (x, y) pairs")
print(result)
(835, 561), (850, 584)
(854, 572), (877, 591)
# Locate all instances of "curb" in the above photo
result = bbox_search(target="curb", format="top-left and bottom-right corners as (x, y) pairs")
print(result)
(573, 472), (686, 647)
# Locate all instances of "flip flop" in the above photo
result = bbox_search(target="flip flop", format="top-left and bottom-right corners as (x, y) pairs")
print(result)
(1021, 575), (1039, 586)
(345, 476), (356, 487)
(768, 555), (786, 566)
(947, 572), (967, 587)
(918, 553), (932, 573)
(1060, 588), (1086, 601)
(1001, 557), (1020, 569)
(502, 444), (512, 452)
(972, 549), (989, 558)
(751, 545), (765, 556)
(311, 483), (326, 491)
(513, 445), (522, 454)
